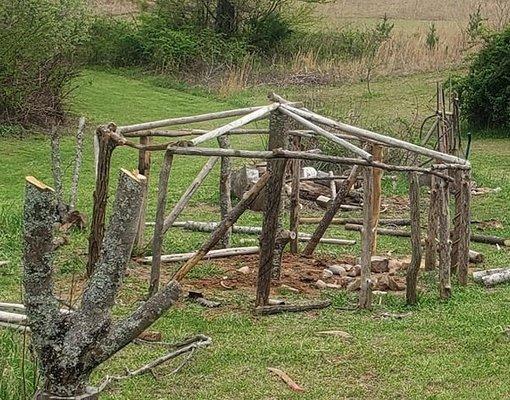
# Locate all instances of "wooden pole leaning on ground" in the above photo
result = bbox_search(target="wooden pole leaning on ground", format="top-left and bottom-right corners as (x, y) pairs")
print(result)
(172, 172), (271, 282)
(134, 136), (152, 249)
(256, 110), (289, 306)
(359, 167), (375, 309)
(289, 135), (301, 254)
(86, 125), (117, 277)
(436, 169), (452, 299)
(302, 165), (360, 256)
(406, 172), (422, 305)
(217, 135), (232, 249)
(149, 151), (174, 297)
(425, 173), (439, 270)
(371, 144), (383, 252)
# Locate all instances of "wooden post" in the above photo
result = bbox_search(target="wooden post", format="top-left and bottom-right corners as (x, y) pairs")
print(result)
(289, 135), (301, 254)
(149, 151), (173, 297)
(436, 171), (451, 299)
(256, 110), (289, 306)
(217, 135), (232, 249)
(406, 172), (422, 305)
(134, 136), (151, 249)
(451, 169), (462, 275)
(86, 126), (116, 277)
(457, 169), (471, 285)
(425, 173), (439, 270)
(371, 144), (383, 252)
(302, 165), (360, 256)
(329, 171), (336, 199)
(359, 167), (374, 309)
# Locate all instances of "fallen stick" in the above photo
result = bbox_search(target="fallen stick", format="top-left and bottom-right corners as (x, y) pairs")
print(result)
(267, 367), (305, 392)
(254, 300), (331, 315)
(345, 224), (509, 247)
(141, 246), (259, 264)
(299, 217), (410, 226)
(169, 221), (355, 246)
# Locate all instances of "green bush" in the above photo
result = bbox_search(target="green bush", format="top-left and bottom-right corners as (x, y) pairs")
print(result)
(0, 0), (89, 127)
(456, 26), (510, 129)
(247, 12), (293, 54)
(86, 18), (142, 67)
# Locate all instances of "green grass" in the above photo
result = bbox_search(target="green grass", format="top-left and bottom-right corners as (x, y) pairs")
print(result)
(1, 68), (510, 399)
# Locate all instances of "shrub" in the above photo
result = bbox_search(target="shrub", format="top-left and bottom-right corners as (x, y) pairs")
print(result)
(246, 12), (293, 54)
(455, 26), (510, 129)
(86, 18), (142, 67)
(0, 0), (89, 127)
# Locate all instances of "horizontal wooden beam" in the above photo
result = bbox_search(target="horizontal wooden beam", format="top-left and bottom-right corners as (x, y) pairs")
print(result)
(165, 146), (456, 180)
(118, 105), (268, 134)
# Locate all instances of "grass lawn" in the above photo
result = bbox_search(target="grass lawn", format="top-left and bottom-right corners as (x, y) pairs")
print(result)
(1, 68), (510, 399)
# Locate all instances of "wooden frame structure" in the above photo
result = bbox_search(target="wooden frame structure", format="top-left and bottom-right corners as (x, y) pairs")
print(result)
(88, 94), (471, 311)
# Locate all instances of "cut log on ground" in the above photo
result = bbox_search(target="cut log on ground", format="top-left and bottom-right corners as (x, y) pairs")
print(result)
(478, 269), (510, 287)
(168, 220), (355, 246)
(142, 246), (260, 264)
(299, 217), (410, 226)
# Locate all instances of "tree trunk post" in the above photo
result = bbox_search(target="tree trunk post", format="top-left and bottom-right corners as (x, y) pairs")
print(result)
(302, 165), (360, 256)
(358, 167), (374, 309)
(289, 135), (301, 254)
(86, 126), (117, 277)
(134, 136), (151, 250)
(217, 135), (232, 249)
(436, 170), (452, 299)
(457, 169), (471, 285)
(256, 110), (289, 306)
(371, 144), (383, 252)
(406, 172), (422, 305)
(149, 151), (173, 297)
(425, 173), (439, 270)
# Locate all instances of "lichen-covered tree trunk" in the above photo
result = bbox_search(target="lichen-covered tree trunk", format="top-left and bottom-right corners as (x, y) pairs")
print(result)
(23, 170), (182, 398)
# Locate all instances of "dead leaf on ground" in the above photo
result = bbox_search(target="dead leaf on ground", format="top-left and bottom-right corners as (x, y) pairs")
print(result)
(267, 367), (305, 392)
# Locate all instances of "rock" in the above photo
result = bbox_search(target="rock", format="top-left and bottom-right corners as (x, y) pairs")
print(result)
(328, 264), (348, 276)
(374, 276), (390, 291)
(387, 276), (406, 291)
(347, 278), (361, 291)
(316, 279), (327, 289)
(237, 266), (251, 274)
(347, 265), (361, 277)
(280, 284), (299, 293)
(373, 290), (387, 295)
(370, 256), (389, 273)
(322, 269), (334, 279)
(268, 299), (285, 305)
(138, 330), (162, 342)
(388, 258), (409, 272)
